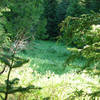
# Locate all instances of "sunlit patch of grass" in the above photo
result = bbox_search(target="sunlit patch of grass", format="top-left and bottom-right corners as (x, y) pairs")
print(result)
(1, 67), (100, 99)
(32, 71), (100, 100)
(0, 64), (34, 87)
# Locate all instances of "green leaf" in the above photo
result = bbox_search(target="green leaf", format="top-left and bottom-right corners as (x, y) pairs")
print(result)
(0, 53), (13, 60)
(0, 84), (6, 93)
(0, 56), (10, 66)
(0, 95), (4, 100)
(10, 78), (20, 85)
(12, 59), (29, 68)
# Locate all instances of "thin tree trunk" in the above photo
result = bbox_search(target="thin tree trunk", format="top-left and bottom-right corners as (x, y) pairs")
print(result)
(4, 68), (12, 100)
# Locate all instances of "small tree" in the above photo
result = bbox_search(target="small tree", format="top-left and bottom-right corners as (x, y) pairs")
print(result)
(0, 32), (41, 100)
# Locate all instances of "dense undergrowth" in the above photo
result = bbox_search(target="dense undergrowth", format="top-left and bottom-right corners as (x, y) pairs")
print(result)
(0, 40), (100, 100)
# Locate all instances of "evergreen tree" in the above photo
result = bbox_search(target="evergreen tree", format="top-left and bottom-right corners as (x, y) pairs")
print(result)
(1, 0), (41, 41)
(66, 0), (86, 17)
(56, 0), (69, 35)
(85, 0), (100, 12)
(56, 0), (69, 24)
(60, 12), (100, 70)
(43, 0), (58, 39)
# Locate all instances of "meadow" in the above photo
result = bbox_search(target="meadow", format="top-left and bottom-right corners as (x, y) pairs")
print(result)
(0, 40), (99, 100)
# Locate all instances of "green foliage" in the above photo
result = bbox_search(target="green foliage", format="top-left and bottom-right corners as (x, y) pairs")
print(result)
(0, 0), (100, 99)
(0, 44), (42, 100)
(85, 0), (100, 12)
(66, 0), (86, 17)
(66, 0), (100, 17)
(0, 1), (43, 98)
(43, 0), (58, 39)
(1, 40), (100, 99)
(56, 0), (69, 36)
(0, 0), (43, 41)
(0, 51), (30, 98)
(0, 56), (10, 66)
(56, 0), (69, 23)
(13, 58), (29, 68)
(0, 16), (11, 49)
(60, 12), (100, 47)
(36, 18), (48, 39)
(60, 12), (100, 70)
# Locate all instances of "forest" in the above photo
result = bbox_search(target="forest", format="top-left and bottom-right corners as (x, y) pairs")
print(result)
(0, 0), (100, 100)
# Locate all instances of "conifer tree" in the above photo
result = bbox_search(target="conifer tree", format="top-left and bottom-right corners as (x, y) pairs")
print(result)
(43, 0), (58, 39)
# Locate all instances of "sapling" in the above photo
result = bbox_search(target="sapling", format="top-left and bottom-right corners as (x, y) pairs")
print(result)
(0, 30), (41, 100)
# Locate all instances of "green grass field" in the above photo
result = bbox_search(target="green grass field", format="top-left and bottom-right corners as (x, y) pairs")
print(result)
(20, 40), (70, 74)
(0, 40), (100, 100)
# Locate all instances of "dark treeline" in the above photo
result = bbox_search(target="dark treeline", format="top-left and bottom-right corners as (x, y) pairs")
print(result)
(0, 0), (100, 41)
(39, 0), (100, 40)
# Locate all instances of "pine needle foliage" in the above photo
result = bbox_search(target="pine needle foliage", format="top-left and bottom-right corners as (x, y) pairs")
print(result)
(60, 12), (100, 71)
(0, 33), (41, 100)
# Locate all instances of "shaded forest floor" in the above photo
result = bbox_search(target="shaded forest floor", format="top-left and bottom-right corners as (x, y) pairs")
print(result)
(0, 40), (100, 100)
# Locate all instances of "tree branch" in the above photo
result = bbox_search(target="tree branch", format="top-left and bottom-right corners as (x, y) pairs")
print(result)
(8, 86), (41, 94)
(0, 65), (6, 75)
(0, 95), (4, 100)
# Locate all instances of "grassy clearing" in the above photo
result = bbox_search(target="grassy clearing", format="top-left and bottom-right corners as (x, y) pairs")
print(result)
(20, 40), (70, 74)
(0, 40), (100, 100)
